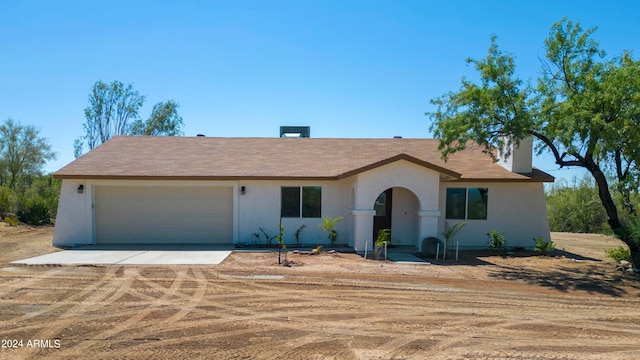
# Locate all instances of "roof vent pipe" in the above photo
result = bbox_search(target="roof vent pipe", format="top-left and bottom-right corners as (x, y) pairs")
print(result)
(393, 136), (402, 139)
(196, 134), (206, 137)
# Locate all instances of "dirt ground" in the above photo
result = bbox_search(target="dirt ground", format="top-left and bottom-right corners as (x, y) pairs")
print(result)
(1, 226), (640, 359)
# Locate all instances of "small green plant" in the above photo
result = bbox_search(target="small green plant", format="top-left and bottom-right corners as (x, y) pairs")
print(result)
(251, 232), (261, 246)
(312, 244), (323, 255)
(4, 216), (19, 226)
(259, 227), (276, 247)
(374, 228), (391, 260)
(533, 237), (555, 255)
(487, 231), (507, 254)
(375, 228), (391, 247)
(294, 224), (306, 246)
(275, 223), (286, 265)
(441, 221), (466, 260)
(320, 216), (343, 247)
(605, 246), (631, 263)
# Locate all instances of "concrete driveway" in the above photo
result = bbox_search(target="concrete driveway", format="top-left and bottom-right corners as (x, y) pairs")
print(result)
(12, 245), (233, 265)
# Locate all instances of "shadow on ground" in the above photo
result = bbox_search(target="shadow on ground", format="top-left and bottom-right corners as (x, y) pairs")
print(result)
(487, 264), (640, 297)
(418, 249), (639, 297)
(419, 249), (601, 266)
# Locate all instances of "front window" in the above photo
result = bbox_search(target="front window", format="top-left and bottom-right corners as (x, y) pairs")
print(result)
(281, 187), (301, 217)
(302, 186), (322, 218)
(467, 188), (488, 220)
(281, 186), (322, 218)
(445, 188), (466, 219)
(445, 187), (488, 220)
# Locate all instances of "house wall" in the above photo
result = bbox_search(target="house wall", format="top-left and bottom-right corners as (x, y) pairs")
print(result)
(237, 179), (354, 247)
(438, 181), (550, 249)
(53, 179), (95, 246)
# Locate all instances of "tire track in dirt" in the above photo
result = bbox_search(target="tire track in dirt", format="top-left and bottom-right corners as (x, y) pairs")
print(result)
(1, 266), (122, 326)
(25, 267), (131, 348)
(109, 276), (467, 358)
(54, 268), (185, 356)
(0, 266), (129, 359)
(162, 268), (207, 324)
(3, 247), (640, 359)
(0, 266), (69, 299)
(94, 272), (354, 358)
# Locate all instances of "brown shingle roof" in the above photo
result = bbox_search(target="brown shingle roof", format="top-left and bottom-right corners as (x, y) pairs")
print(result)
(53, 136), (554, 182)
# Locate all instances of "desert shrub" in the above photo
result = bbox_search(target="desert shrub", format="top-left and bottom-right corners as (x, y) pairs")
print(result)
(605, 246), (631, 263)
(533, 237), (555, 255)
(17, 196), (50, 225)
(4, 175), (61, 225)
(4, 216), (19, 226)
(546, 176), (608, 233)
(487, 231), (507, 253)
(0, 185), (11, 218)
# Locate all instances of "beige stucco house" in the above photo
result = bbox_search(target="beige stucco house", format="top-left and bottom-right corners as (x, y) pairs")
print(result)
(53, 136), (553, 252)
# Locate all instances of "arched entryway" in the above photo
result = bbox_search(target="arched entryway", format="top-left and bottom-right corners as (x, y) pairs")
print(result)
(372, 187), (419, 247)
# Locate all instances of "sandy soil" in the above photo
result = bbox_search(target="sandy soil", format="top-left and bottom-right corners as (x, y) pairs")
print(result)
(1, 226), (639, 359)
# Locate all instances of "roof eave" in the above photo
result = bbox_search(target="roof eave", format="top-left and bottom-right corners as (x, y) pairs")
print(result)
(53, 174), (340, 181)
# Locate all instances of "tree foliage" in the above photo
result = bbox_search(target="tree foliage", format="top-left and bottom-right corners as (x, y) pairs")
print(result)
(428, 18), (640, 270)
(74, 80), (184, 157)
(0, 119), (57, 189)
(131, 100), (183, 136)
(0, 118), (59, 225)
(546, 176), (608, 233)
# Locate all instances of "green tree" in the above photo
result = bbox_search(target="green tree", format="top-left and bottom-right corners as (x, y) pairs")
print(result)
(74, 80), (184, 157)
(546, 176), (608, 233)
(428, 18), (640, 271)
(131, 100), (184, 136)
(0, 119), (57, 189)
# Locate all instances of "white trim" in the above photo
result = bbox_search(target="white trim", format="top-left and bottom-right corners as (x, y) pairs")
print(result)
(418, 210), (441, 217)
(86, 179), (239, 187)
(352, 209), (376, 216)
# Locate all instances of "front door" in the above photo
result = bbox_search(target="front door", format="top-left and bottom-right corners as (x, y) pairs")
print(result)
(373, 188), (392, 240)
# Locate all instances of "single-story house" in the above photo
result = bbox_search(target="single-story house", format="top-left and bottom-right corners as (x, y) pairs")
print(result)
(52, 135), (553, 252)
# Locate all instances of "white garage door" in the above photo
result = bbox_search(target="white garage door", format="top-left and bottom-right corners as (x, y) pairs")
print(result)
(95, 186), (233, 244)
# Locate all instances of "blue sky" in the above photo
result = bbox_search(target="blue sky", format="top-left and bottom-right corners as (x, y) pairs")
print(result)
(1, 0), (639, 182)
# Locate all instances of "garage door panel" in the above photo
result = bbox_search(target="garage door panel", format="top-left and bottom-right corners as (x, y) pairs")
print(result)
(95, 186), (233, 244)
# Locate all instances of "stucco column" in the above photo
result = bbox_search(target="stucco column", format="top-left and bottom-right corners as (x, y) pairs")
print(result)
(352, 209), (376, 253)
(417, 210), (440, 251)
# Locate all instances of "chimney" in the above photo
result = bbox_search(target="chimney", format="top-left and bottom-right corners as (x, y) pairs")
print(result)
(498, 136), (532, 174)
(280, 126), (310, 138)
